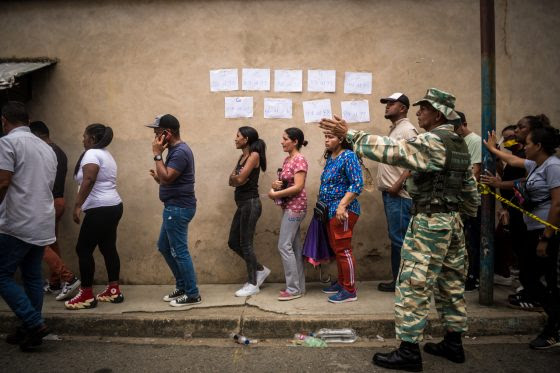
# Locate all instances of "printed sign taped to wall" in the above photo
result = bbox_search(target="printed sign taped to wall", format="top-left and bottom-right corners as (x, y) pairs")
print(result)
(344, 72), (372, 94)
(264, 98), (292, 119)
(225, 97), (253, 118)
(341, 100), (370, 123)
(210, 69), (238, 92)
(274, 69), (303, 92)
(307, 70), (336, 92)
(303, 99), (332, 123)
(242, 68), (271, 91)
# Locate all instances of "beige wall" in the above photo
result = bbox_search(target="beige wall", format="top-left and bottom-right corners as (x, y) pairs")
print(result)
(1, 0), (559, 284)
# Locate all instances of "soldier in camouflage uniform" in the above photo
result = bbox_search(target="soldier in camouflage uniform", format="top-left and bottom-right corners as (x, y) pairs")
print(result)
(320, 88), (480, 372)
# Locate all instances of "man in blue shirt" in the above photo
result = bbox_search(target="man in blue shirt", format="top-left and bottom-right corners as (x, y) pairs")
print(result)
(147, 114), (201, 306)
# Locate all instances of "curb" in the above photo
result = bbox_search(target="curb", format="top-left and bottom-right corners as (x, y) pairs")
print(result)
(0, 311), (545, 339)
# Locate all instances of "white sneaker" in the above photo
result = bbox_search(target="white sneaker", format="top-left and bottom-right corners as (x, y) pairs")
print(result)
(235, 283), (260, 297)
(494, 274), (512, 286)
(256, 266), (271, 288)
(56, 277), (81, 301)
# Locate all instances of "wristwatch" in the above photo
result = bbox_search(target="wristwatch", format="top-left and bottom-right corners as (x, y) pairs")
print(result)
(153, 154), (163, 161)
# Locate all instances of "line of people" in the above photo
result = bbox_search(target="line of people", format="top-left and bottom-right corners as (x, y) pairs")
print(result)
(1, 88), (559, 362)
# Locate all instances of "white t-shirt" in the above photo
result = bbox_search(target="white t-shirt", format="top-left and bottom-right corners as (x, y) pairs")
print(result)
(464, 132), (482, 166)
(75, 148), (122, 211)
(0, 127), (57, 246)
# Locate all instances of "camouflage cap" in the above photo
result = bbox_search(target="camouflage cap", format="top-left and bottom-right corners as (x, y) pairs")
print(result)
(412, 88), (460, 121)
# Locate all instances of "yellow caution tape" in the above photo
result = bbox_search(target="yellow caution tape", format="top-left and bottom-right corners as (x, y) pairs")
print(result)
(478, 182), (559, 232)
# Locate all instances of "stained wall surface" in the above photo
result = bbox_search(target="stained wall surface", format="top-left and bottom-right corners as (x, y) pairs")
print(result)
(1, 0), (558, 284)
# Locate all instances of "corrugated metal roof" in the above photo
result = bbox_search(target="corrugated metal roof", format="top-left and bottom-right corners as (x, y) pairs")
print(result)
(0, 61), (56, 90)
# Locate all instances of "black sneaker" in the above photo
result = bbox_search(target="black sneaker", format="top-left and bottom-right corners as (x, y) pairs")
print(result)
(163, 288), (185, 302)
(19, 324), (50, 352)
(508, 296), (543, 312)
(529, 333), (560, 349)
(6, 326), (27, 345)
(170, 294), (202, 307)
(464, 277), (479, 292)
(377, 281), (396, 292)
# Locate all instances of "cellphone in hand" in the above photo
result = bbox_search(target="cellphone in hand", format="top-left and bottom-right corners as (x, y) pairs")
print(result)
(160, 130), (172, 144)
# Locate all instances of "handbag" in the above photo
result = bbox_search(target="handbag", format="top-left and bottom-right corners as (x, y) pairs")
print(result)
(313, 200), (329, 223)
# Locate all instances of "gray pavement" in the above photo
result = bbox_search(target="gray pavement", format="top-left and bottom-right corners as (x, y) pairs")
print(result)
(0, 282), (545, 339)
(0, 335), (558, 372)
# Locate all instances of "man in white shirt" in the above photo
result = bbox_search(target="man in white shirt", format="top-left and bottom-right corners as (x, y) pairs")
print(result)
(377, 93), (419, 292)
(0, 101), (57, 351)
(454, 111), (482, 291)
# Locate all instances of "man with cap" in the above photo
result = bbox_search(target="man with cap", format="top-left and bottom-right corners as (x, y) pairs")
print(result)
(147, 114), (201, 306)
(320, 88), (479, 371)
(377, 93), (418, 292)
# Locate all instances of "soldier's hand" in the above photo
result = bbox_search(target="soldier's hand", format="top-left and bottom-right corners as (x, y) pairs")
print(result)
(319, 114), (349, 139)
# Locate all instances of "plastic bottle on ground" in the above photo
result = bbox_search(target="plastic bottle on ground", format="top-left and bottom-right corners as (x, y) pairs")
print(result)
(314, 328), (357, 343)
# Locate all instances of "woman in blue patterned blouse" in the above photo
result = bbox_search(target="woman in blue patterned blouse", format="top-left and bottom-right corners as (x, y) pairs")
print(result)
(319, 132), (364, 303)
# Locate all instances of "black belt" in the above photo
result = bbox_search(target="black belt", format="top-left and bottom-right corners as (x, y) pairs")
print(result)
(411, 203), (459, 215)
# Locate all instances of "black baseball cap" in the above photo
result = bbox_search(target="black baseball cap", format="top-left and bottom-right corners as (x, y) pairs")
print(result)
(145, 114), (180, 130)
(380, 92), (410, 109)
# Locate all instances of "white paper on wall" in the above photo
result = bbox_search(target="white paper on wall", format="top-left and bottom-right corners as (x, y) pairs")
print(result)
(225, 97), (253, 118)
(242, 68), (270, 91)
(341, 100), (370, 123)
(344, 72), (372, 94)
(209, 69), (238, 92)
(264, 98), (292, 119)
(307, 70), (336, 92)
(274, 69), (303, 92)
(303, 99), (332, 123)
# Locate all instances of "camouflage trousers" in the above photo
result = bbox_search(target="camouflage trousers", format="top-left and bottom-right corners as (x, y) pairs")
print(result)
(395, 211), (468, 343)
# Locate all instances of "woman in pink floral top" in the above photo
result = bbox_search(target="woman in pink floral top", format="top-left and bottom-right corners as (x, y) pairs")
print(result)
(268, 128), (308, 301)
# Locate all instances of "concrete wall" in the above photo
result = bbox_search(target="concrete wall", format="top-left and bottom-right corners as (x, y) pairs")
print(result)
(1, 0), (559, 284)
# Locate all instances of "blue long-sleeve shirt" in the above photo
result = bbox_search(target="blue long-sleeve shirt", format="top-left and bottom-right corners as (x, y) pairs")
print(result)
(319, 150), (364, 219)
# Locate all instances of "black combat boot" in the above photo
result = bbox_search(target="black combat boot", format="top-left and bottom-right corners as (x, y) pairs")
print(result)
(372, 341), (422, 372)
(423, 331), (465, 363)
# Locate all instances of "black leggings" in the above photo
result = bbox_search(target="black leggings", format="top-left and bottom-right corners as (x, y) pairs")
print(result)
(76, 203), (123, 287)
(228, 197), (263, 285)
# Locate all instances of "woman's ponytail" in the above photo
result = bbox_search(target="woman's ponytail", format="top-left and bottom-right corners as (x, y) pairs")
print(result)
(74, 123), (114, 176)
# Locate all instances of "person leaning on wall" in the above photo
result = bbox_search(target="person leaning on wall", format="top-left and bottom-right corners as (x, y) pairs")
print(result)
(147, 114), (202, 307)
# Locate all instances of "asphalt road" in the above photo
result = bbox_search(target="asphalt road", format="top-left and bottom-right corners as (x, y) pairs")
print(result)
(0, 336), (558, 372)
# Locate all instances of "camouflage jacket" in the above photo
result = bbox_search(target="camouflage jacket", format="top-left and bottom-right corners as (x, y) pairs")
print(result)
(347, 124), (480, 217)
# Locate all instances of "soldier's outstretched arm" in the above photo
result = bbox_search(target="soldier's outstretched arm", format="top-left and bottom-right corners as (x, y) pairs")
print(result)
(345, 129), (446, 172)
(460, 169), (481, 217)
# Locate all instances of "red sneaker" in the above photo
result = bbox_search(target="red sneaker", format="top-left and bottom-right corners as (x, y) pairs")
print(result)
(65, 288), (97, 310)
(96, 285), (124, 303)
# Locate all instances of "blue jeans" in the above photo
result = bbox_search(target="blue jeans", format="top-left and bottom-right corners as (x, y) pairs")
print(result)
(382, 192), (413, 280)
(157, 206), (199, 297)
(0, 234), (45, 329)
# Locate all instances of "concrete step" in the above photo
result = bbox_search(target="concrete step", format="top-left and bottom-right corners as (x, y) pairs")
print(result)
(0, 283), (544, 339)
